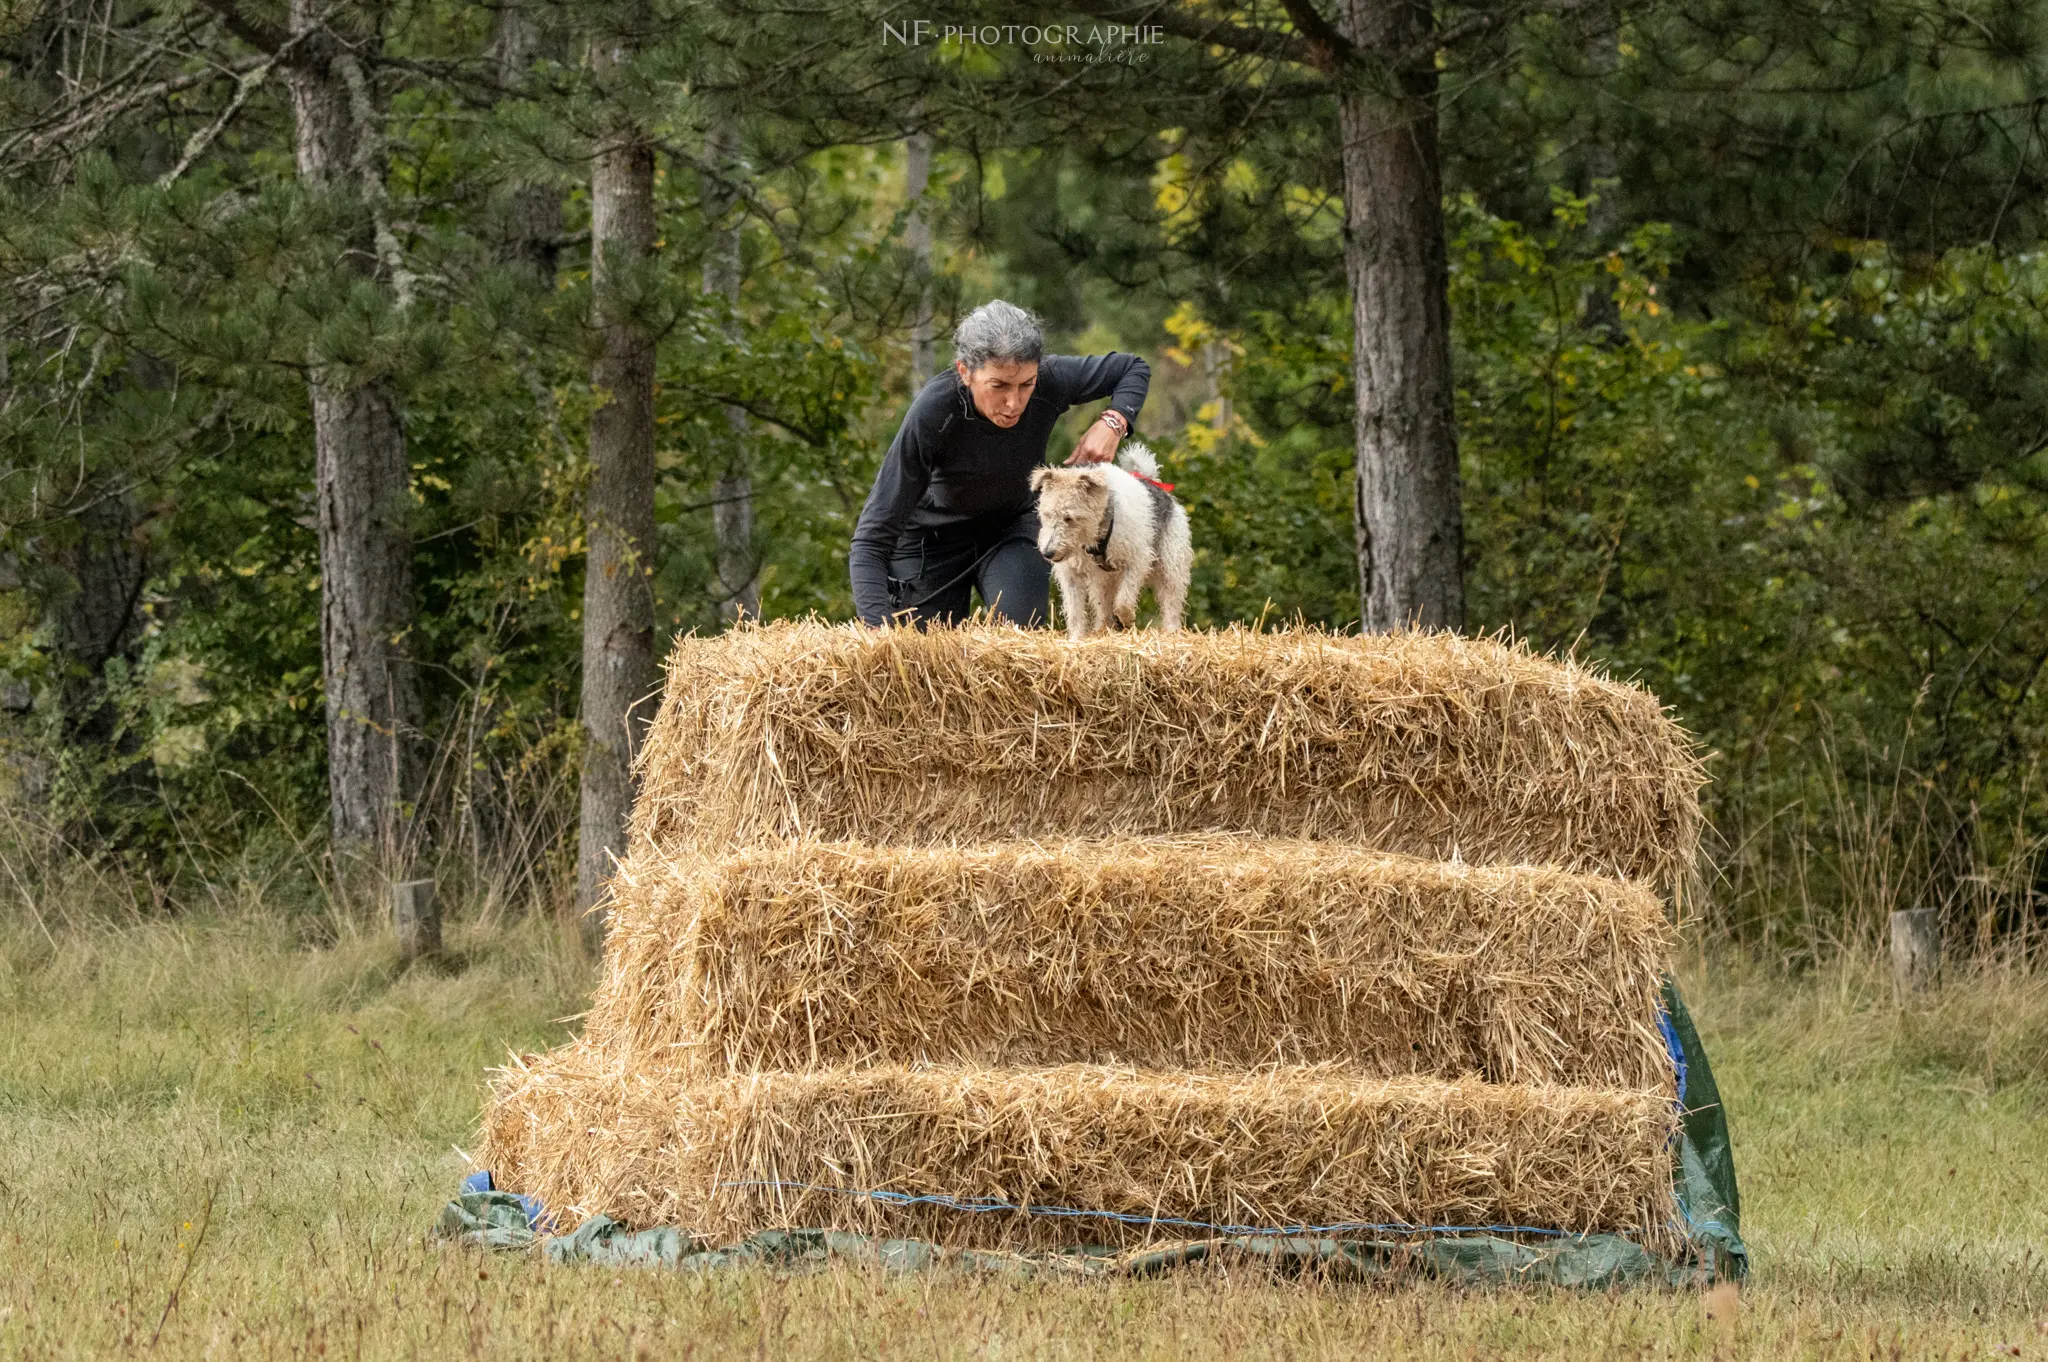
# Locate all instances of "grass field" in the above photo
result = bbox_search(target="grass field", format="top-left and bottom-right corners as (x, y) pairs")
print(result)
(1, 906), (2043, 1360)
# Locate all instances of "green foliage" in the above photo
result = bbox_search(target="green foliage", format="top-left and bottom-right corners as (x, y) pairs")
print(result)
(1077, 173), (2046, 948)
(1449, 0), (2048, 269)
(0, 23), (899, 887)
(1161, 298), (1360, 630)
(3, 0), (2045, 947)
(1444, 199), (2048, 948)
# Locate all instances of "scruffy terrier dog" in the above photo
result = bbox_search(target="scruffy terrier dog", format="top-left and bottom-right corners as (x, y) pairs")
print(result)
(1031, 442), (1193, 639)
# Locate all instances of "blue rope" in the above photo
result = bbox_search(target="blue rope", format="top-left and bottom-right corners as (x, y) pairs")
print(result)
(719, 1180), (1604, 1240)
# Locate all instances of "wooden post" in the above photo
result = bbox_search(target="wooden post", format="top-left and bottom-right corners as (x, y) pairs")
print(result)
(1890, 908), (1939, 993)
(393, 878), (441, 962)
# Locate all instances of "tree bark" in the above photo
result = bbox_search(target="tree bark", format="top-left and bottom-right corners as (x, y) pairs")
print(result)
(703, 116), (758, 623)
(576, 15), (660, 930)
(280, 2), (421, 869)
(47, 490), (149, 747)
(711, 464), (755, 623)
(491, 0), (564, 282)
(1578, 10), (1625, 344)
(1335, 0), (1464, 632)
(905, 119), (936, 389)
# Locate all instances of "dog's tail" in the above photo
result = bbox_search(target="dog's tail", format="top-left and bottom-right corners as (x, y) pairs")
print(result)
(1116, 440), (1162, 481)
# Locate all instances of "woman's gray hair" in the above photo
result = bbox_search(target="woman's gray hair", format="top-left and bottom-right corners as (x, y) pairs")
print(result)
(953, 299), (1044, 371)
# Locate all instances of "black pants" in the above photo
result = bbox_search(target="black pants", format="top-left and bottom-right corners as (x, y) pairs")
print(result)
(886, 508), (1049, 627)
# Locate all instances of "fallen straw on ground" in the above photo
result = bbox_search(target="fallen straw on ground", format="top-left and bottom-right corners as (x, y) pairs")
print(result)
(586, 837), (1678, 1087)
(630, 622), (1706, 889)
(479, 1049), (1681, 1251)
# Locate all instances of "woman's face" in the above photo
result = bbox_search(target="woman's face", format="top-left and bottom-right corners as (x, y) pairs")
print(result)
(956, 358), (1039, 428)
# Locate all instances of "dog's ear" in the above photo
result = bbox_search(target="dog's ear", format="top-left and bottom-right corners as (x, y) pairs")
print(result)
(1077, 468), (1107, 491)
(1029, 467), (1052, 492)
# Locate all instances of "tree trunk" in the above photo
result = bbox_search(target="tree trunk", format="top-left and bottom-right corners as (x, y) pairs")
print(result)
(704, 117), (758, 623)
(491, 1), (564, 282)
(905, 119), (936, 389)
(1578, 11), (1625, 344)
(1335, 0), (1464, 633)
(309, 383), (419, 861)
(576, 17), (660, 930)
(281, 4), (421, 870)
(711, 467), (755, 623)
(47, 490), (149, 748)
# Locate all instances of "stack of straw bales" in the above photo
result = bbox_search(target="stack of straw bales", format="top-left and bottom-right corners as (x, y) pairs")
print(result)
(482, 622), (1704, 1251)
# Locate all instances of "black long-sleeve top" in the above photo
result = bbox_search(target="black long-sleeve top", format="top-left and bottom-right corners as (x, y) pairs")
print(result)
(849, 352), (1151, 624)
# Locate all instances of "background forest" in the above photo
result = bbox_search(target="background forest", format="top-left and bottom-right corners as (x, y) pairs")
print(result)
(4, 0), (2046, 960)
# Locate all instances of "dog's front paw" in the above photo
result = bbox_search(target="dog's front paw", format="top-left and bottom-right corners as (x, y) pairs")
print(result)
(1112, 605), (1137, 630)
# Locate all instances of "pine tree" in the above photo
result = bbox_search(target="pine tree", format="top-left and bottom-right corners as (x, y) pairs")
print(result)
(703, 115), (760, 624)
(268, 0), (423, 874)
(904, 107), (938, 391)
(4, 0), (431, 870)
(1050, 0), (1557, 629)
(576, 0), (662, 930)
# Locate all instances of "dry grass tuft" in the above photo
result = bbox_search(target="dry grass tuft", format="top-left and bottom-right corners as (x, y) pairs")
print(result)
(478, 1048), (1681, 1251)
(630, 622), (1705, 889)
(585, 838), (1677, 1087)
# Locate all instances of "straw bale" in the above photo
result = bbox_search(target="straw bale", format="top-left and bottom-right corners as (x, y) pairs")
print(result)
(478, 1047), (1680, 1250)
(629, 622), (1704, 886)
(585, 838), (1676, 1088)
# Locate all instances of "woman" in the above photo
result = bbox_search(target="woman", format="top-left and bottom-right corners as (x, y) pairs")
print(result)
(849, 300), (1150, 627)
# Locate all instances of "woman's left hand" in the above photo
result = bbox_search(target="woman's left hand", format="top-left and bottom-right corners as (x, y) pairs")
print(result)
(1065, 417), (1122, 466)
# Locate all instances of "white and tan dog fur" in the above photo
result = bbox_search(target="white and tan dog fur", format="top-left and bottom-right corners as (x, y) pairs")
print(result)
(1031, 442), (1192, 639)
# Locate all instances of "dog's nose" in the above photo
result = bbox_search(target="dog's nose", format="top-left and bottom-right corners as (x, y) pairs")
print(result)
(1041, 546), (1063, 563)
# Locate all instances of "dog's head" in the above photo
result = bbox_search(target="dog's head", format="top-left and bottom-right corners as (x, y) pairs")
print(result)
(1031, 466), (1111, 563)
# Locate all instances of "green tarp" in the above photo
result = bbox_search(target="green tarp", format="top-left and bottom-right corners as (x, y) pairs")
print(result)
(1663, 977), (1748, 1281)
(436, 978), (1746, 1286)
